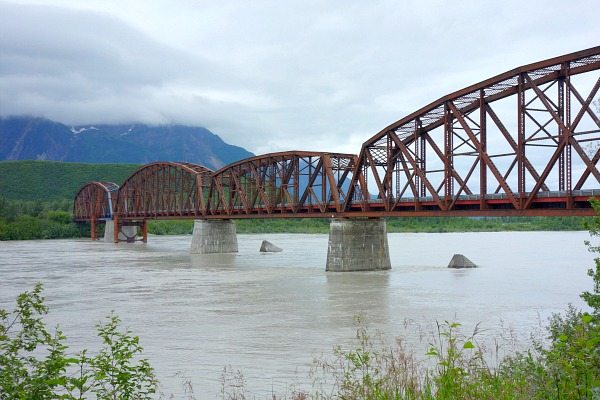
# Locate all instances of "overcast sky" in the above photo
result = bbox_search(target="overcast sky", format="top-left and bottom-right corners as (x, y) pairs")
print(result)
(0, 0), (598, 155)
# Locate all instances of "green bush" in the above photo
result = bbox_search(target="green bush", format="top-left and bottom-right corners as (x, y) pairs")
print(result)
(0, 284), (157, 399)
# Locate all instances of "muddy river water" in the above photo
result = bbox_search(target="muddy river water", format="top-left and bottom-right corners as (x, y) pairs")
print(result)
(0, 231), (594, 397)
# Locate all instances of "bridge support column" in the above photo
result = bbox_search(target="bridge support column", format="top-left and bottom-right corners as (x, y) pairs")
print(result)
(326, 218), (391, 272)
(191, 219), (238, 254)
(103, 220), (138, 243)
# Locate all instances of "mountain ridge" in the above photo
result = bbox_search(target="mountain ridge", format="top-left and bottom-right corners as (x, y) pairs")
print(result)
(0, 116), (253, 170)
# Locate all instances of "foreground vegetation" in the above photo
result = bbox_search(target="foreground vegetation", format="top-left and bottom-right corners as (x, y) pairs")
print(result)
(2, 203), (599, 399)
(0, 284), (157, 399)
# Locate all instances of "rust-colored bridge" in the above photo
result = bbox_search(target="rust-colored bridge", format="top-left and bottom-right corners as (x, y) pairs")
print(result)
(74, 47), (600, 234)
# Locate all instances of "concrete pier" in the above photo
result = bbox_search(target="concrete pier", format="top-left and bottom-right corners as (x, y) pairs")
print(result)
(191, 219), (238, 254)
(326, 218), (391, 272)
(103, 220), (138, 243)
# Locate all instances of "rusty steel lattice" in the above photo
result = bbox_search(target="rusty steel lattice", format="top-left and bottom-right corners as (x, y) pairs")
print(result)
(207, 151), (360, 217)
(73, 181), (118, 221)
(72, 181), (119, 239)
(115, 162), (213, 218)
(345, 46), (600, 216)
(73, 47), (600, 224)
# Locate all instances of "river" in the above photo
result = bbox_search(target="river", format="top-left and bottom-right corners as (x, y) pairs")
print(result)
(0, 231), (595, 397)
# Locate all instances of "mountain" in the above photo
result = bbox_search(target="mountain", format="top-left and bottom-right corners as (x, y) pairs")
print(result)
(0, 116), (253, 170)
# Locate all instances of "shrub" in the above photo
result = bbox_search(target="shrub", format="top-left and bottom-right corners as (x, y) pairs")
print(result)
(0, 284), (157, 399)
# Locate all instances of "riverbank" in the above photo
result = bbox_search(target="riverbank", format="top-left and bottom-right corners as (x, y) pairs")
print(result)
(0, 196), (591, 240)
(149, 216), (591, 236)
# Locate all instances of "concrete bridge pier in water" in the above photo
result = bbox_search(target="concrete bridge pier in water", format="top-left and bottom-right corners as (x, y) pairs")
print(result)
(103, 219), (146, 243)
(188, 217), (390, 271)
(326, 218), (391, 272)
(190, 219), (239, 254)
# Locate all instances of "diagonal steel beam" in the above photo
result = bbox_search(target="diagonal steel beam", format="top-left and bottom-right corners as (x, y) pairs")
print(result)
(568, 76), (600, 130)
(574, 147), (600, 190)
(423, 134), (474, 195)
(389, 133), (445, 210)
(570, 138), (600, 186)
(448, 101), (520, 209)
(366, 149), (389, 210)
(486, 104), (550, 191)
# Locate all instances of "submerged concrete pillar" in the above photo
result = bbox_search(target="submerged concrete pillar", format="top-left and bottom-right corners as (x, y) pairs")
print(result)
(191, 219), (238, 254)
(326, 218), (391, 272)
(103, 220), (138, 243)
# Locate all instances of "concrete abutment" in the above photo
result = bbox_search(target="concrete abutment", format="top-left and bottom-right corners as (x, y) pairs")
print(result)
(326, 218), (391, 272)
(191, 219), (238, 254)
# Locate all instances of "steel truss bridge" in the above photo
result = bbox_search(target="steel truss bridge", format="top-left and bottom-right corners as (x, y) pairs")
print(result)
(74, 47), (600, 227)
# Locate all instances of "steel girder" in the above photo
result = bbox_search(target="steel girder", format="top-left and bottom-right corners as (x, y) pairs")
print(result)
(345, 46), (600, 215)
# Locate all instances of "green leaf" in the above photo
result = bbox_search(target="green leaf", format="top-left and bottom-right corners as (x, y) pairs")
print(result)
(463, 341), (475, 349)
(558, 334), (568, 342)
(425, 346), (438, 356)
(581, 313), (593, 324)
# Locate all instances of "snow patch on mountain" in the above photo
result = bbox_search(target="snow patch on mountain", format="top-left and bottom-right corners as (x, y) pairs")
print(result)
(70, 126), (99, 134)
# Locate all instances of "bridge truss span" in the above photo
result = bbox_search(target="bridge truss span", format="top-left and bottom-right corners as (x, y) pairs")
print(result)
(73, 47), (600, 225)
(73, 181), (119, 222)
(207, 151), (362, 217)
(115, 161), (213, 219)
(73, 181), (119, 240)
(345, 46), (600, 216)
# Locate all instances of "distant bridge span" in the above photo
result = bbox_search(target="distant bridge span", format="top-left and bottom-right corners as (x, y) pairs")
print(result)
(74, 46), (600, 226)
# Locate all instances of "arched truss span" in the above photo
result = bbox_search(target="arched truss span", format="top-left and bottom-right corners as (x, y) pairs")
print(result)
(116, 162), (213, 219)
(345, 46), (600, 214)
(73, 181), (119, 221)
(207, 151), (361, 216)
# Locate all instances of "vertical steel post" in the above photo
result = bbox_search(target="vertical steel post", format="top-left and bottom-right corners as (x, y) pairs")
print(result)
(558, 71), (565, 192)
(142, 220), (148, 243)
(386, 134), (392, 210)
(517, 73), (525, 209)
(444, 102), (453, 209)
(420, 127), (426, 198)
(91, 218), (96, 241)
(479, 89), (487, 210)
(564, 62), (573, 208)
(113, 215), (119, 243)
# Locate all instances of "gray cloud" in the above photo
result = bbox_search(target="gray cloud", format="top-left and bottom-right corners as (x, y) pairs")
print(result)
(1, 0), (599, 155)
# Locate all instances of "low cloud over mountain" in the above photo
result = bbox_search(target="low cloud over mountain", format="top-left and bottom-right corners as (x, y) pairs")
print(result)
(0, 116), (253, 170)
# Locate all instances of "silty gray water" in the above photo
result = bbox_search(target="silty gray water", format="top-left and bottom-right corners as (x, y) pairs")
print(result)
(0, 231), (594, 397)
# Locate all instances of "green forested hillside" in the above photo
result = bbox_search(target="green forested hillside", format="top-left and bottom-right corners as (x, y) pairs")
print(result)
(0, 160), (139, 201)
